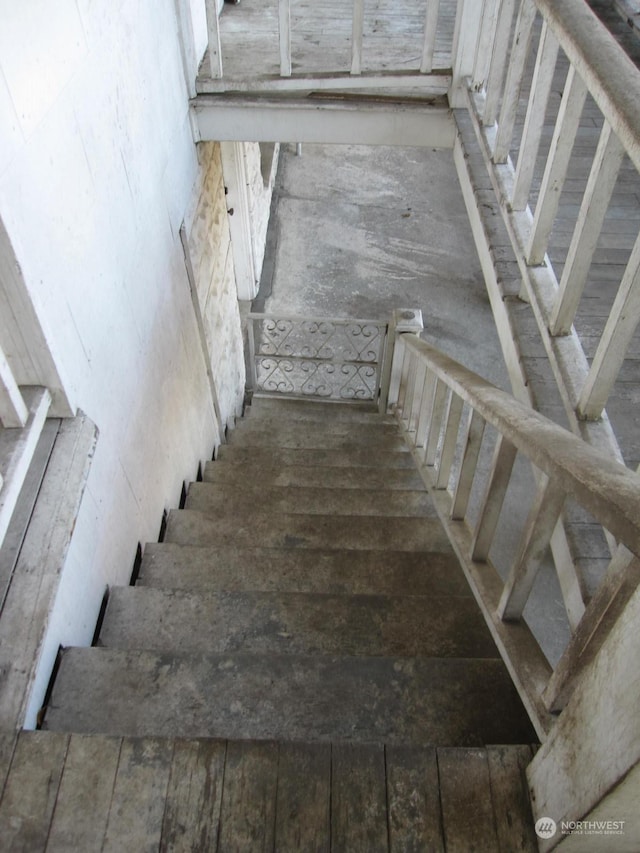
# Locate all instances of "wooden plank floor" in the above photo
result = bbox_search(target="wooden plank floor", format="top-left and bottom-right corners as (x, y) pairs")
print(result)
(0, 732), (538, 852)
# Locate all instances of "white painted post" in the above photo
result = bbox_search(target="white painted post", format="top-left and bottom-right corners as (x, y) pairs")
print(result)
(549, 121), (625, 335)
(511, 21), (559, 211)
(526, 65), (588, 264)
(351, 0), (365, 76)
(219, 142), (259, 302)
(483, 0), (517, 126)
(577, 232), (640, 419)
(449, 0), (484, 107)
(384, 309), (424, 412)
(205, 0), (223, 78)
(471, 435), (517, 561)
(436, 392), (464, 489)
(420, 0), (440, 74)
(279, 0), (292, 77)
(0, 344), (28, 428)
(471, 0), (500, 94)
(451, 408), (485, 519)
(493, 0), (537, 164)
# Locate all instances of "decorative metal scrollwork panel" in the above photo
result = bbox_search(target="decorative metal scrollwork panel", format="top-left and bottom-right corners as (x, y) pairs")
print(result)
(249, 314), (388, 401)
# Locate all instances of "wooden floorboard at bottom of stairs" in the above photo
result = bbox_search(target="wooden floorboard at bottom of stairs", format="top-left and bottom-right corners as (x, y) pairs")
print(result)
(0, 734), (539, 852)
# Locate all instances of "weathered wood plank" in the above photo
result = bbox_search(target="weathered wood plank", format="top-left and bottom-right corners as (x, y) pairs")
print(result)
(160, 738), (226, 852)
(386, 745), (444, 852)
(0, 731), (69, 852)
(331, 742), (387, 853)
(527, 65), (589, 264)
(438, 747), (500, 852)
(486, 745), (537, 852)
(46, 734), (122, 853)
(274, 741), (330, 851)
(512, 21), (560, 210)
(543, 548), (640, 711)
(493, 0), (537, 163)
(451, 408), (485, 520)
(498, 476), (567, 620)
(549, 121), (625, 335)
(471, 434), (517, 562)
(218, 740), (278, 852)
(102, 737), (173, 853)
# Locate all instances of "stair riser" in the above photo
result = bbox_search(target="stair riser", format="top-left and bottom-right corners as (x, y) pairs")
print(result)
(99, 587), (499, 659)
(164, 510), (452, 553)
(228, 430), (408, 452)
(185, 484), (436, 519)
(138, 544), (472, 598)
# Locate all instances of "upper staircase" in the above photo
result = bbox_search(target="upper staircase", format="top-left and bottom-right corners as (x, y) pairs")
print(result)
(0, 396), (538, 850)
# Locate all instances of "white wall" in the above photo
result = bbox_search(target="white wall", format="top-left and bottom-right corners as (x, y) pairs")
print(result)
(0, 0), (245, 725)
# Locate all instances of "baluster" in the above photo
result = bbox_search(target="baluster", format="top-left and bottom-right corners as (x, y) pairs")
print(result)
(483, 0), (516, 126)
(449, 0), (485, 107)
(205, 0), (223, 78)
(420, 0), (440, 73)
(402, 356), (419, 430)
(471, 0), (500, 93)
(0, 343), (28, 428)
(247, 318), (257, 391)
(451, 409), (485, 520)
(424, 380), (448, 466)
(436, 392), (464, 490)
(471, 434), (517, 561)
(279, 0), (292, 77)
(351, 0), (364, 76)
(415, 369), (437, 448)
(549, 121), (625, 336)
(493, 0), (537, 164)
(577, 230), (640, 419)
(408, 360), (427, 433)
(511, 21), (559, 211)
(395, 345), (411, 416)
(543, 547), (640, 712)
(526, 66), (588, 264)
(497, 476), (566, 620)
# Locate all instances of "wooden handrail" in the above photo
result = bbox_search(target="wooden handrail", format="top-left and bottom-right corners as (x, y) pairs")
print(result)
(401, 334), (640, 556)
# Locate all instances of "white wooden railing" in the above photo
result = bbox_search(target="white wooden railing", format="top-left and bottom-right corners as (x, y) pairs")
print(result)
(455, 0), (640, 432)
(386, 328), (640, 741)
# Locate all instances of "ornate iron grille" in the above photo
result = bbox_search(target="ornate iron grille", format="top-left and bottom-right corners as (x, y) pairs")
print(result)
(247, 314), (389, 402)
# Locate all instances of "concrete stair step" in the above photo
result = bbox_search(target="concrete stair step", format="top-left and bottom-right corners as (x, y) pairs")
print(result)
(164, 508), (452, 552)
(43, 648), (536, 745)
(185, 482), (436, 518)
(99, 587), (498, 658)
(216, 445), (416, 469)
(237, 416), (399, 437)
(138, 543), (472, 597)
(249, 396), (382, 419)
(0, 732), (537, 852)
(204, 459), (425, 490)
(227, 421), (408, 451)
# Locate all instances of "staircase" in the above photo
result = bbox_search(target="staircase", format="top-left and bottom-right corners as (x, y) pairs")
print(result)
(0, 397), (538, 850)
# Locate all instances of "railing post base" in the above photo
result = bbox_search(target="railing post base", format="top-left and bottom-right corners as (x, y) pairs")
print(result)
(382, 309), (424, 413)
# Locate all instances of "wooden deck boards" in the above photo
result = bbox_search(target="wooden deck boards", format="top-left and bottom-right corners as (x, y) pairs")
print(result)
(0, 733), (538, 852)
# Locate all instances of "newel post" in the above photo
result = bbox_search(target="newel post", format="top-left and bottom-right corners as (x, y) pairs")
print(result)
(379, 309), (424, 414)
(449, 0), (485, 107)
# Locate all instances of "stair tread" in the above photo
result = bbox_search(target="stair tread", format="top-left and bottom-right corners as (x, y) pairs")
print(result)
(227, 425), (408, 451)
(0, 732), (537, 853)
(204, 460), (425, 489)
(216, 445), (416, 468)
(238, 416), (399, 434)
(164, 508), (453, 552)
(138, 543), (472, 597)
(249, 396), (380, 417)
(44, 648), (536, 745)
(100, 587), (499, 658)
(185, 482), (436, 518)
(247, 401), (395, 424)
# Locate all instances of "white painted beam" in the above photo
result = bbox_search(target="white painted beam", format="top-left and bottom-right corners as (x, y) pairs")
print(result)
(191, 98), (456, 148)
(196, 70), (451, 96)
(0, 345), (28, 429)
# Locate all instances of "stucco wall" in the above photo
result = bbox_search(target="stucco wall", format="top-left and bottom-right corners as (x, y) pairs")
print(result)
(0, 0), (245, 725)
